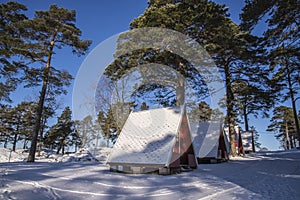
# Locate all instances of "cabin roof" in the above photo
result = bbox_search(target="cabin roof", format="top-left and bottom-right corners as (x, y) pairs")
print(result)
(190, 121), (224, 158)
(106, 107), (183, 166)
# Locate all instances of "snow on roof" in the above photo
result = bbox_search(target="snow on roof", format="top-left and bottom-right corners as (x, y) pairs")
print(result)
(106, 107), (183, 166)
(190, 121), (222, 158)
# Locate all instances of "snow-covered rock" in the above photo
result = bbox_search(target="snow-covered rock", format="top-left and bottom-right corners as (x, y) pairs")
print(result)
(59, 148), (98, 162)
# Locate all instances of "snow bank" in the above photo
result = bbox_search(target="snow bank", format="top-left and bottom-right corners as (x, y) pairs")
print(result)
(93, 147), (111, 162)
(51, 148), (98, 162)
(0, 148), (106, 163)
(0, 149), (25, 162)
(229, 154), (262, 161)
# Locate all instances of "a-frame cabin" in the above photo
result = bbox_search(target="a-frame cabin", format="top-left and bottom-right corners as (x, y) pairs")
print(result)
(190, 121), (230, 163)
(106, 106), (197, 175)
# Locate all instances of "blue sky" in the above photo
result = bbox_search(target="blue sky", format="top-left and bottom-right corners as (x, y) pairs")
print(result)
(6, 0), (283, 150)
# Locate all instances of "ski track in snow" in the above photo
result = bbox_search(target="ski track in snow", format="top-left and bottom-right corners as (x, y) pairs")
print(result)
(0, 150), (299, 200)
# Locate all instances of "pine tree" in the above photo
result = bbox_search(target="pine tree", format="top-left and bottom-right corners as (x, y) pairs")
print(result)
(0, 105), (14, 148)
(67, 127), (82, 152)
(104, 107), (119, 144)
(105, 1), (211, 107)
(249, 126), (261, 151)
(44, 107), (76, 154)
(96, 111), (109, 146)
(23, 5), (92, 162)
(189, 101), (213, 122)
(0, 2), (27, 103)
(267, 106), (297, 149)
(241, 0), (300, 147)
(106, 0), (264, 156)
(0, 102), (35, 150)
(233, 81), (273, 132)
(10, 102), (36, 151)
(96, 106), (121, 146)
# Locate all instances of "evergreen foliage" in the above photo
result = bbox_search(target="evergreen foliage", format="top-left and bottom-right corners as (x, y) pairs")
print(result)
(45, 107), (80, 154)
(267, 106), (298, 149)
(23, 4), (92, 162)
(241, 0), (300, 147)
(105, 0), (266, 156)
(0, 0), (298, 156)
(0, 2), (27, 103)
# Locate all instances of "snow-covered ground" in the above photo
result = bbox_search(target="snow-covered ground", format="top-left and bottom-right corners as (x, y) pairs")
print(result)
(0, 148), (109, 163)
(0, 149), (299, 200)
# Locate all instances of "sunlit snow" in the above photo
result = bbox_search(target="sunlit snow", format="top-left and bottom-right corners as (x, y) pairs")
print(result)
(0, 148), (299, 200)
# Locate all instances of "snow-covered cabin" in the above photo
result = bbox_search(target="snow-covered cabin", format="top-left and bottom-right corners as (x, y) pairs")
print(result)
(190, 121), (230, 163)
(106, 106), (197, 174)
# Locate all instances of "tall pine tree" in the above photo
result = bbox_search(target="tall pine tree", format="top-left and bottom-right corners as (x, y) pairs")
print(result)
(24, 5), (91, 162)
(105, 0), (264, 156)
(241, 0), (300, 147)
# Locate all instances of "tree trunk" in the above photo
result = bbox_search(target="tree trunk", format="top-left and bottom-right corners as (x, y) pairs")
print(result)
(285, 58), (300, 148)
(4, 137), (8, 148)
(238, 129), (245, 156)
(244, 110), (256, 152)
(75, 143), (78, 152)
(13, 117), (20, 151)
(37, 117), (46, 157)
(285, 122), (291, 150)
(251, 131), (256, 153)
(23, 139), (27, 149)
(12, 133), (18, 152)
(28, 36), (56, 162)
(28, 77), (48, 161)
(293, 136), (296, 148)
(243, 106), (249, 131)
(290, 135), (294, 149)
(61, 139), (65, 155)
(56, 146), (61, 154)
(62, 145), (65, 155)
(23, 139), (29, 149)
(290, 91), (300, 148)
(224, 60), (237, 156)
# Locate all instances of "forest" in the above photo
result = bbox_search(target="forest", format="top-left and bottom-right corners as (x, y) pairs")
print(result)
(0, 0), (299, 162)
